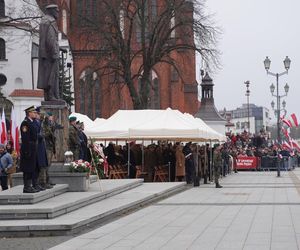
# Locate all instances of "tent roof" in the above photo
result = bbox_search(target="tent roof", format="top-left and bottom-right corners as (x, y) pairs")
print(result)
(85, 108), (226, 141)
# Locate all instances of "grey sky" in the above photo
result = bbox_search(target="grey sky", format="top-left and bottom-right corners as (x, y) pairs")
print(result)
(198, 0), (300, 123)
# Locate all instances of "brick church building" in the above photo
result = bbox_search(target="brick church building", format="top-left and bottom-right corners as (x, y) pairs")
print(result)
(37, 0), (198, 119)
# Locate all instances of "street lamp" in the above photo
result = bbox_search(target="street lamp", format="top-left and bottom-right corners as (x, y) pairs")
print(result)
(264, 56), (291, 177)
(244, 81), (250, 131)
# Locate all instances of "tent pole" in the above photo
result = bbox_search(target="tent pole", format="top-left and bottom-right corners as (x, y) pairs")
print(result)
(209, 140), (212, 183)
(142, 140), (144, 172)
(127, 141), (130, 178)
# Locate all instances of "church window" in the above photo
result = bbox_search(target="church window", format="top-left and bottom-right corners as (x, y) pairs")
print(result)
(0, 0), (5, 18)
(0, 38), (6, 60)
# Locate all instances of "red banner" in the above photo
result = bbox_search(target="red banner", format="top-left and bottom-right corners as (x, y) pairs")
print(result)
(236, 156), (257, 170)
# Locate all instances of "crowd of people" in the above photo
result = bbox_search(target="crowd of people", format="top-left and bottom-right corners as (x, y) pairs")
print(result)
(1, 105), (299, 193)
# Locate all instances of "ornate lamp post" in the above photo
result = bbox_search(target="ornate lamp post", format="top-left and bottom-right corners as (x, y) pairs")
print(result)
(263, 56), (291, 177)
(244, 81), (250, 131)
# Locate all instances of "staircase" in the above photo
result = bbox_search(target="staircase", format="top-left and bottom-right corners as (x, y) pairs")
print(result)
(0, 179), (186, 237)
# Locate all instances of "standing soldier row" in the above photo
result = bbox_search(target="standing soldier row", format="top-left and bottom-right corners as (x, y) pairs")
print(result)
(20, 106), (57, 193)
(68, 116), (90, 161)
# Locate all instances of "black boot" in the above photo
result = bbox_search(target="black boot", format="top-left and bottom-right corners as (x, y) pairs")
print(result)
(23, 180), (38, 193)
(204, 175), (208, 184)
(215, 182), (223, 188)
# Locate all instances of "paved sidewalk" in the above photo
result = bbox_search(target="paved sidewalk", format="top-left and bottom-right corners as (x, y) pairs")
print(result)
(50, 169), (300, 250)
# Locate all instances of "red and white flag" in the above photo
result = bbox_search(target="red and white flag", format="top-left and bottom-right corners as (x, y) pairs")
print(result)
(290, 113), (299, 127)
(281, 127), (290, 140)
(282, 118), (292, 128)
(282, 140), (292, 151)
(1, 108), (7, 144)
(10, 107), (20, 154)
(291, 139), (300, 152)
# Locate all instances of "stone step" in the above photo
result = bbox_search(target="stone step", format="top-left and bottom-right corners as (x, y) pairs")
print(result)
(0, 184), (69, 205)
(0, 182), (186, 237)
(0, 179), (143, 219)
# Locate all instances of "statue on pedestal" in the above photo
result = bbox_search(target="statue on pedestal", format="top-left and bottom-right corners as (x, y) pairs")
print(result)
(37, 4), (64, 104)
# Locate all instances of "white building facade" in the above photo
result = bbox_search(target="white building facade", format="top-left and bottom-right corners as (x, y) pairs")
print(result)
(0, 0), (74, 125)
(226, 104), (270, 135)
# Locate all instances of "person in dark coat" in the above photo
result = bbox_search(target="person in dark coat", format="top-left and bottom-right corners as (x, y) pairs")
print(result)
(68, 116), (81, 160)
(37, 4), (60, 101)
(78, 122), (91, 162)
(163, 143), (176, 182)
(20, 106), (39, 193)
(34, 108), (51, 190)
(182, 142), (195, 184)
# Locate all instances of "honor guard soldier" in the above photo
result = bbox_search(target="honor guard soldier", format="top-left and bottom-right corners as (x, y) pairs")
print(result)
(68, 116), (81, 160)
(20, 106), (39, 193)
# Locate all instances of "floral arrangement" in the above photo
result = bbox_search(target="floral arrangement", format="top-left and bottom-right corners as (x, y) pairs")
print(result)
(69, 160), (92, 173)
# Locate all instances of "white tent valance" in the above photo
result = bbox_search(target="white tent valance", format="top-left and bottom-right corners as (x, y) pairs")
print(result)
(84, 108), (226, 142)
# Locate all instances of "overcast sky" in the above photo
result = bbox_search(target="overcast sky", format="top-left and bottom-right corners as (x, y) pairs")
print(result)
(197, 0), (300, 123)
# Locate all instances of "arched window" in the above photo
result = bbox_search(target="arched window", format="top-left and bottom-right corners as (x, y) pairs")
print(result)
(62, 9), (68, 35)
(79, 68), (100, 119)
(77, 0), (98, 27)
(0, 38), (6, 60)
(0, 0), (5, 18)
(0, 74), (7, 86)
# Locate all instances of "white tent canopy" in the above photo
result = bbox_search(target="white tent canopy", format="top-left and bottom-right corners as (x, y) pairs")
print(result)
(85, 108), (226, 141)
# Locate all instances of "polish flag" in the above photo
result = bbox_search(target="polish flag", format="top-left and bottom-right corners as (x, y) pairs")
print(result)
(281, 127), (290, 140)
(10, 107), (20, 154)
(290, 113), (299, 127)
(282, 118), (292, 128)
(1, 108), (7, 144)
(291, 139), (300, 152)
(282, 141), (292, 151)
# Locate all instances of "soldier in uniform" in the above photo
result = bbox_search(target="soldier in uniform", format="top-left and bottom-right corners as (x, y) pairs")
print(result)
(33, 107), (47, 191)
(213, 145), (223, 188)
(68, 116), (81, 160)
(199, 145), (208, 184)
(20, 106), (39, 193)
(43, 112), (56, 167)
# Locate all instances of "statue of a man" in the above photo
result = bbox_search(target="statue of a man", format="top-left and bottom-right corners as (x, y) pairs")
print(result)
(37, 4), (61, 101)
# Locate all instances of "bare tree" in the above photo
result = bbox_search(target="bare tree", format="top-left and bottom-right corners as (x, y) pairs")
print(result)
(0, 0), (42, 34)
(76, 0), (220, 109)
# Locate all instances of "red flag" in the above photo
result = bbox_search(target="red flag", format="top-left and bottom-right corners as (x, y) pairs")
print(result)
(10, 107), (20, 154)
(282, 141), (292, 151)
(1, 108), (7, 144)
(290, 113), (299, 127)
(282, 118), (292, 128)
(291, 139), (300, 152)
(281, 127), (290, 140)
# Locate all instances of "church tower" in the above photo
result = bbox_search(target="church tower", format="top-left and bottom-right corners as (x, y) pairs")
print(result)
(195, 72), (226, 134)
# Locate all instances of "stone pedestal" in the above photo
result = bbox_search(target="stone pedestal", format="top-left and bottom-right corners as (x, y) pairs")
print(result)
(41, 102), (69, 163)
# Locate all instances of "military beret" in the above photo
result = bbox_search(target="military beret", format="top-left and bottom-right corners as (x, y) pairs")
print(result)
(35, 106), (41, 113)
(45, 4), (59, 9)
(24, 106), (37, 113)
(47, 112), (53, 116)
(69, 116), (77, 122)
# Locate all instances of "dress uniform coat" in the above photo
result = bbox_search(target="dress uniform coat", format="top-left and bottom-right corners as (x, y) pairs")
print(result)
(20, 117), (38, 173)
(34, 119), (48, 168)
(68, 124), (81, 160)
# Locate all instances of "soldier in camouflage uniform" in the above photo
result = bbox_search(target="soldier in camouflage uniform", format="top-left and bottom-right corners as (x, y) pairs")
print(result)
(43, 112), (56, 166)
(41, 112), (57, 188)
(68, 116), (80, 160)
(199, 145), (208, 184)
(213, 145), (223, 188)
